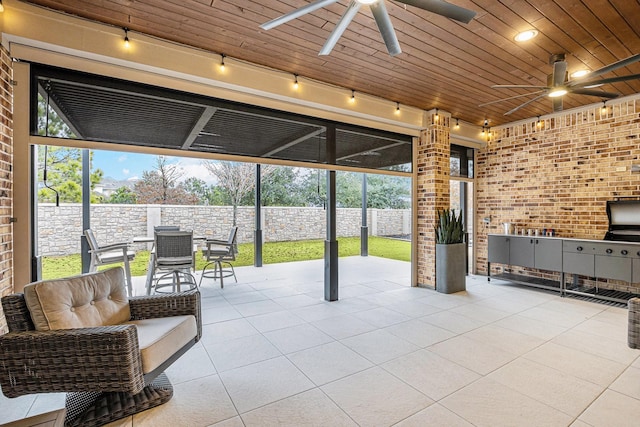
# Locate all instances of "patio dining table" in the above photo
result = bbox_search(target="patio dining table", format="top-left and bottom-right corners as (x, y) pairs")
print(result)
(131, 234), (206, 295)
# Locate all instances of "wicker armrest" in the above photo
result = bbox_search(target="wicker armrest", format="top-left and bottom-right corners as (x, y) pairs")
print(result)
(129, 290), (202, 341)
(0, 325), (144, 398)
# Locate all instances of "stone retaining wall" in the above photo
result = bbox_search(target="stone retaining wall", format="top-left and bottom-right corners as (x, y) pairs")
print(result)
(38, 204), (411, 256)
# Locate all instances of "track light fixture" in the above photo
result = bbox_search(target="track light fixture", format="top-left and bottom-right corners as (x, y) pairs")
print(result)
(349, 89), (355, 103)
(123, 27), (130, 49)
(395, 102), (400, 115)
(293, 74), (299, 90)
(220, 54), (226, 71)
(454, 118), (460, 130)
(601, 101), (608, 114)
(484, 118), (489, 127)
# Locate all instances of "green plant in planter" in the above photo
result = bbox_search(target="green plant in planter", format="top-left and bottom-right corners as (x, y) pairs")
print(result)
(434, 209), (464, 244)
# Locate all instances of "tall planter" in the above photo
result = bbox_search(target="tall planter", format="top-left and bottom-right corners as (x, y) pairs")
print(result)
(436, 242), (466, 293)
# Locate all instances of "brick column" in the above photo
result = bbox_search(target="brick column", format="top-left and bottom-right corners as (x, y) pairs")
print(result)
(0, 45), (13, 334)
(416, 109), (450, 288)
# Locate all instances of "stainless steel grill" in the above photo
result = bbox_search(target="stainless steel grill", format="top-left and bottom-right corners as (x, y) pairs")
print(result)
(604, 199), (640, 243)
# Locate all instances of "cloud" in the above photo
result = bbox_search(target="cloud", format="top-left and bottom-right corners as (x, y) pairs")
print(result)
(118, 155), (127, 162)
(177, 159), (217, 185)
(122, 168), (130, 175)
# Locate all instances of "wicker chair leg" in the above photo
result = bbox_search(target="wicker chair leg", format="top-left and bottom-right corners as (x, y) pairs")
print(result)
(628, 297), (640, 349)
(64, 373), (173, 427)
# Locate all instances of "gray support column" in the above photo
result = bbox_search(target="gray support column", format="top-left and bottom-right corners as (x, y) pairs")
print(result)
(361, 173), (368, 256)
(81, 149), (91, 273)
(325, 124), (338, 301)
(255, 163), (263, 267)
(30, 146), (41, 281)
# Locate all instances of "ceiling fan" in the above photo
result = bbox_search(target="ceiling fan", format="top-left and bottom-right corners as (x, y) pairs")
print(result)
(260, 0), (476, 56)
(484, 52), (640, 115)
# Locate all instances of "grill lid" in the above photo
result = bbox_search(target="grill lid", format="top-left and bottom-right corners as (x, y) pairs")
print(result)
(604, 200), (640, 241)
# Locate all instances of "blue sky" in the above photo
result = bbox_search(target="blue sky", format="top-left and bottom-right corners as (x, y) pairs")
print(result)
(92, 150), (216, 184)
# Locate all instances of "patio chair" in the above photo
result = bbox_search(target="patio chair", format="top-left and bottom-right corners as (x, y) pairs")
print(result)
(153, 225), (180, 232)
(0, 267), (202, 427)
(84, 228), (135, 296)
(200, 226), (238, 288)
(153, 230), (197, 293)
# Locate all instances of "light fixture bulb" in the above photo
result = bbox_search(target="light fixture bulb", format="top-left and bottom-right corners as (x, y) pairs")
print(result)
(570, 69), (590, 79)
(601, 102), (607, 114)
(220, 54), (226, 71)
(536, 116), (542, 127)
(395, 102), (400, 115)
(349, 90), (355, 103)
(293, 74), (299, 90)
(514, 30), (538, 42)
(434, 108), (439, 121)
(481, 127), (486, 135)
(548, 88), (567, 98)
(0, 1), (5, 13)
(454, 118), (460, 130)
(123, 27), (130, 49)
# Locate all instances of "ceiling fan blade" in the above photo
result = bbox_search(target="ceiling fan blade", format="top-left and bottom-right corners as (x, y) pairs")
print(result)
(573, 73), (640, 87)
(552, 97), (563, 112)
(492, 84), (549, 89)
(478, 90), (546, 107)
(260, 0), (340, 30)
(504, 93), (547, 115)
(571, 88), (619, 98)
(370, 1), (401, 56)
(568, 53), (640, 86)
(552, 61), (567, 87)
(398, 0), (476, 23)
(319, 1), (361, 56)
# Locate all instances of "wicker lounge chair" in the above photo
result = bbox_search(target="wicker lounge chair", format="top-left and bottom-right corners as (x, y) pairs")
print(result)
(0, 267), (202, 427)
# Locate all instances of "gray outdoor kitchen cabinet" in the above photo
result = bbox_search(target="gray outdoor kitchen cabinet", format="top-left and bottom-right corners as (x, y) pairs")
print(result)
(489, 235), (562, 271)
(488, 235), (510, 264)
(562, 240), (595, 277)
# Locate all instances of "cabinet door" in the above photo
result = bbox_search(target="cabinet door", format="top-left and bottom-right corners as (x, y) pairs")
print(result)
(595, 256), (632, 282)
(534, 239), (563, 272)
(488, 235), (510, 264)
(509, 236), (535, 268)
(563, 252), (594, 276)
(633, 259), (640, 284)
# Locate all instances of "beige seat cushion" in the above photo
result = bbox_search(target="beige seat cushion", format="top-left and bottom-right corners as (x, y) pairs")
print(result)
(124, 315), (197, 374)
(24, 267), (130, 331)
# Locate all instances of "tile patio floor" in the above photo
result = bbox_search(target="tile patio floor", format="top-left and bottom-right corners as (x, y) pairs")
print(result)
(2, 256), (640, 426)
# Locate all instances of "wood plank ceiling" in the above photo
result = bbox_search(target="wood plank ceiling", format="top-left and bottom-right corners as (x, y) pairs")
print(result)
(24, 0), (640, 127)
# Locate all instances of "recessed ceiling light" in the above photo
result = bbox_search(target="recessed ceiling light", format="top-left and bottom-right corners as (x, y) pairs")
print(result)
(571, 69), (590, 78)
(514, 30), (538, 42)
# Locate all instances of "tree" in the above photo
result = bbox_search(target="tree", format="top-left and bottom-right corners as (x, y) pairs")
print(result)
(153, 156), (183, 203)
(182, 177), (225, 205)
(203, 161), (275, 225)
(367, 174), (411, 209)
(261, 166), (306, 206)
(108, 186), (137, 204)
(37, 146), (104, 203)
(133, 170), (198, 205)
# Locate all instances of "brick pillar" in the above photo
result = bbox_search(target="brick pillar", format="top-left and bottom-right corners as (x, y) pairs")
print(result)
(416, 109), (450, 288)
(0, 45), (13, 334)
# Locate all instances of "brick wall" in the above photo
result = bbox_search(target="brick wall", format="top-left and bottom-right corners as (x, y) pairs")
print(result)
(416, 112), (451, 288)
(476, 98), (640, 289)
(0, 46), (12, 334)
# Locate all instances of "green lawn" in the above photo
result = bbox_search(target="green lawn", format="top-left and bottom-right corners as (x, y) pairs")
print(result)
(41, 236), (410, 280)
